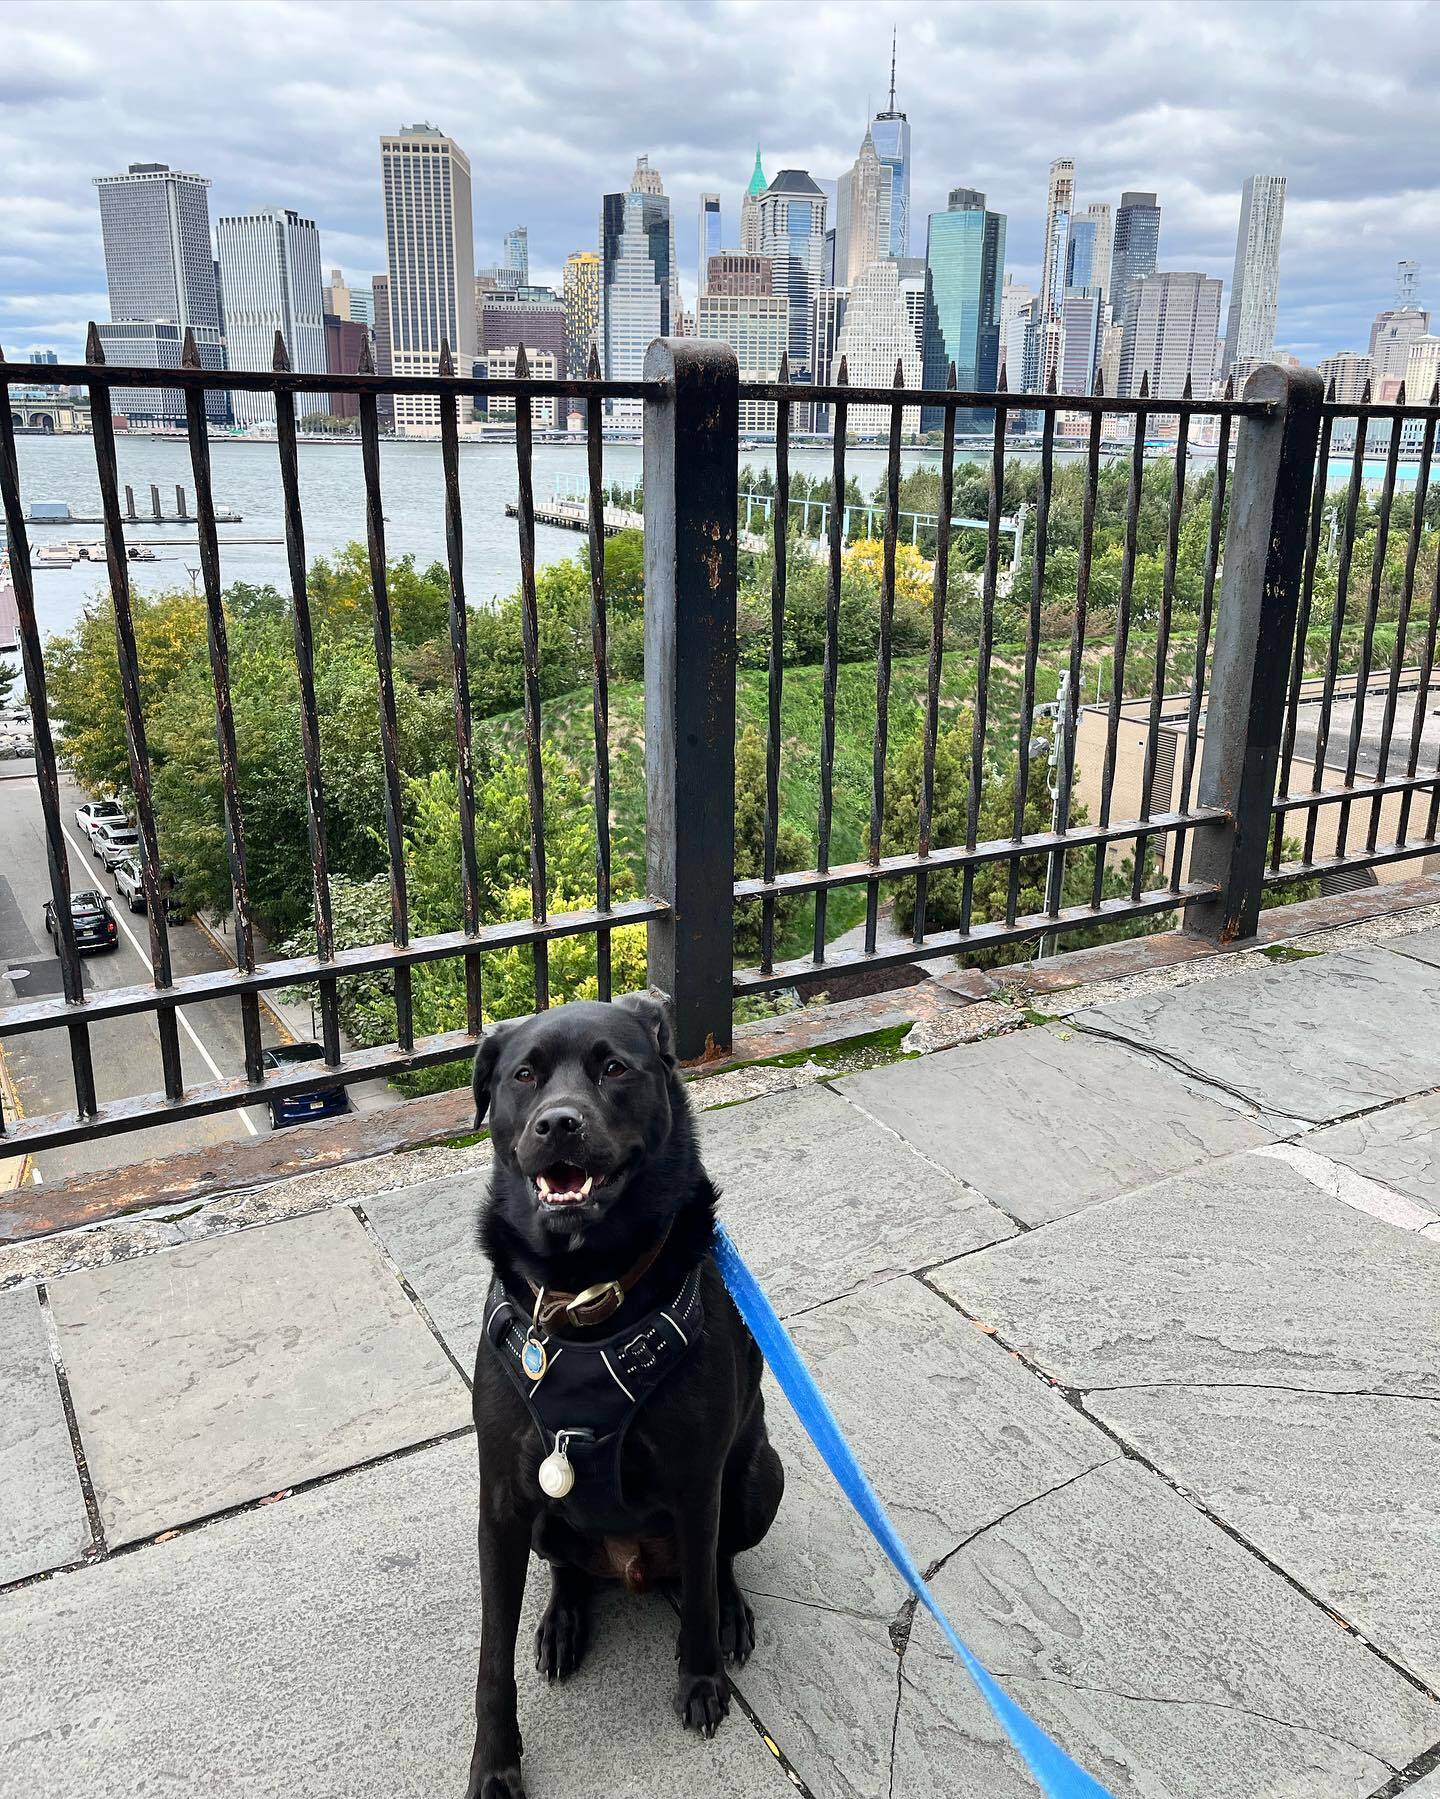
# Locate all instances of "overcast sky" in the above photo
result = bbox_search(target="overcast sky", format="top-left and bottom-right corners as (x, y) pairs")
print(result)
(4, 0), (1437, 367)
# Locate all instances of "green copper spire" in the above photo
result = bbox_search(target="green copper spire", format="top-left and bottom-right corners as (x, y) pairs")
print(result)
(746, 147), (767, 197)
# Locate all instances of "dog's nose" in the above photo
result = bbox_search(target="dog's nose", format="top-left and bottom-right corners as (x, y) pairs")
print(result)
(532, 1105), (584, 1141)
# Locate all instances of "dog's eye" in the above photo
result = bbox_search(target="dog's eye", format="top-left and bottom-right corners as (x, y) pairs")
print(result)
(602, 1058), (627, 1079)
(513, 1064), (537, 1084)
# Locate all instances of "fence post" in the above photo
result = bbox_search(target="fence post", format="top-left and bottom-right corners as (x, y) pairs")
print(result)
(642, 337), (739, 1058)
(1184, 364), (1324, 943)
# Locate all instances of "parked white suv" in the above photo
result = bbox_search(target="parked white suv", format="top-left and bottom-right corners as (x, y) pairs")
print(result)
(94, 819), (141, 872)
(76, 797), (126, 840)
(113, 856), (146, 912)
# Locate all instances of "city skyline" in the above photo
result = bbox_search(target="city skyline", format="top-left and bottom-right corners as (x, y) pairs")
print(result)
(4, 0), (1436, 375)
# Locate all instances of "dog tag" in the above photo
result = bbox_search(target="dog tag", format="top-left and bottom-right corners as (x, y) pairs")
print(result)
(521, 1333), (548, 1381)
(538, 1445), (574, 1499)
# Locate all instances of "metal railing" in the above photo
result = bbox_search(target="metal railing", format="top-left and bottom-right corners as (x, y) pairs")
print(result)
(0, 334), (1436, 1156)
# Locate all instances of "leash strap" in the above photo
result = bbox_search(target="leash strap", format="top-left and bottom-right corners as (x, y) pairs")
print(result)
(712, 1223), (1114, 1799)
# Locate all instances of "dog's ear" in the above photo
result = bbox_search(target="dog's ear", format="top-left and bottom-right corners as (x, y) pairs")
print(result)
(615, 990), (676, 1066)
(471, 1023), (512, 1127)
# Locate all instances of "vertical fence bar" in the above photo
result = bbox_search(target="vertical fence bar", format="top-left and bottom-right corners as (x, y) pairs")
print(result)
(1172, 393), (1232, 887)
(813, 359), (847, 962)
(1397, 386), (1440, 846)
(1335, 391), (1403, 857)
(1269, 383), (1334, 871)
(1009, 383), (1052, 927)
(1042, 387), (1102, 940)
(1303, 396), (1369, 867)
(864, 362), (904, 954)
(84, 325), (184, 1101)
(959, 376), (1007, 937)
(1131, 381), (1190, 897)
(512, 345), (549, 1013)
(914, 364), (957, 945)
(585, 347), (614, 1000)
(180, 330), (263, 1083)
(272, 337), (341, 1065)
(438, 340), (483, 1036)
(760, 353), (790, 974)
(642, 338), (737, 1058)
(0, 347), (97, 1118)
(1089, 372), (1149, 910)
(357, 347), (413, 1049)
(1185, 365), (1323, 941)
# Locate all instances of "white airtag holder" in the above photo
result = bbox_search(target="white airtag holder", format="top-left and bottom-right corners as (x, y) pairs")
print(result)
(539, 1430), (577, 1498)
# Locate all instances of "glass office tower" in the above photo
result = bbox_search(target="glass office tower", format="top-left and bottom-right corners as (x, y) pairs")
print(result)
(920, 187), (1006, 430)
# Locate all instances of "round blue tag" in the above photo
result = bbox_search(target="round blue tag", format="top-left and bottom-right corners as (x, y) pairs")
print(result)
(522, 1337), (547, 1381)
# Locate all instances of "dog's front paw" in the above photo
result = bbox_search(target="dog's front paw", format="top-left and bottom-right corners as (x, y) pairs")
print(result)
(675, 1670), (730, 1737)
(471, 1768), (526, 1799)
(719, 1585), (755, 1666)
(535, 1591), (589, 1681)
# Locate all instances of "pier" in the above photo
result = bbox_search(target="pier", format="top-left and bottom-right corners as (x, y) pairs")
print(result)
(27, 483), (242, 526)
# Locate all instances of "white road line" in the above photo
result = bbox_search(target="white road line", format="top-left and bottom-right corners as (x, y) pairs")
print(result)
(55, 813), (261, 1137)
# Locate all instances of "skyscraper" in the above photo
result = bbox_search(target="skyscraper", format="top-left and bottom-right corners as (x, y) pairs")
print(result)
(1059, 291), (1102, 395)
(1039, 158), (1075, 320)
(740, 149), (768, 253)
(503, 226), (529, 285)
(920, 187), (1006, 429)
(1079, 202), (1112, 316)
(1222, 174), (1286, 376)
(706, 253), (773, 297)
(1108, 192), (1161, 326)
(1065, 216), (1098, 297)
(1371, 307), (1431, 385)
(834, 260), (921, 434)
(757, 170), (828, 380)
(563, 249), (601, 379)
(92, 159), (227, 423)
(1122, 271), (1221, 398)
(600, 157), (677, 422)
(834, 129), (892, 288)
(998, 276), (1034, 385)
(1317, 351), (1373, 404)
(698, 194), (722, 299)
(380, 124), (475, 434)
(869, 30), (910, 258)
(216, 208), (326, 425)
(323, 268), (352, 320)
(696, 291), (789, 432)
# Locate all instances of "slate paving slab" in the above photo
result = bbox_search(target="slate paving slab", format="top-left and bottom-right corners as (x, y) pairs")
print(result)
(930, 1153), (1440, 1396)
(901, 1460), (1438, 1799)
(47, 1207), (471, 1547)
(1389, 925), (1440, 969)
(742, 1274), (1116, 1616)
(0, 1435), (792, 1799)
(698, 1085), (1016, 1314)
(363, 1168), (491, 1371)
(0, 1287), (90, 1584)
(1306, 1092), (1440, 1216)
(837, 1025), (1278, 1227)
(1072, 946), (1440, 1124)
(1087, 1386), (1440, 1690)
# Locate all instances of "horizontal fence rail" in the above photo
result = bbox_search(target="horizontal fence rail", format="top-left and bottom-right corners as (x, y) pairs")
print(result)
(1, 340), (1437, 1159)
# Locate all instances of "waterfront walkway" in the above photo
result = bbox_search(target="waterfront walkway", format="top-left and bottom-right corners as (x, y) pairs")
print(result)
(2, 897), (1438, 1798)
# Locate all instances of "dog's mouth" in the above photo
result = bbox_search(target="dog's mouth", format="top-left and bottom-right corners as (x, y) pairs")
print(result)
(532, 1161), (615, 1209)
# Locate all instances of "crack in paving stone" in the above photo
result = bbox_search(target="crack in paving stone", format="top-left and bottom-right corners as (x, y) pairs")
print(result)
(981, 1671), (1403, 1777)
(1365, 1736), (1440, 1799)
(1081, 1381), (1440, 1402)
(1066, 1016), (1300, 1121)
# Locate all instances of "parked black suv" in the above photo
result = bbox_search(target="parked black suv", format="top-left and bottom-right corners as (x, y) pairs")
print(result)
(44, 890), (119, 953)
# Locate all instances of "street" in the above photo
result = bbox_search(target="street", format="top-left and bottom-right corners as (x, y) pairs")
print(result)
(0, 766), (278, 1183)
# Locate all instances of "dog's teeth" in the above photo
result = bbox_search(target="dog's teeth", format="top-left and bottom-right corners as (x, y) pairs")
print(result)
(579, 1175), (593, 1198)
(537, 1174), (552, 1196)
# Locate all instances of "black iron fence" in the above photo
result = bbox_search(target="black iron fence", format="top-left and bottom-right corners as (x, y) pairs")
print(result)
(0, 333), (1436, 1156)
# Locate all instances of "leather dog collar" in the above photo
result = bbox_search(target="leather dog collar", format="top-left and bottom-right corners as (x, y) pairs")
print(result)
(526, 1226), (673, 1331)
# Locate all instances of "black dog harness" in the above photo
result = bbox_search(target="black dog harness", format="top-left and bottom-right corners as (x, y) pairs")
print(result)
(483, 1261), (704, 1534)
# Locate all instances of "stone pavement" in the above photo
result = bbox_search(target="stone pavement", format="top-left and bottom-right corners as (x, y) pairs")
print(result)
(2, 917), (1439, 1798)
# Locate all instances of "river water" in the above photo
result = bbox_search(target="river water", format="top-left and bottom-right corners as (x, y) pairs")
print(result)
(7, 432), (1418, 645)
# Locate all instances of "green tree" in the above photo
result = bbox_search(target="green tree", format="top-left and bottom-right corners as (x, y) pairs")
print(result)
(732, 724), (809, 962)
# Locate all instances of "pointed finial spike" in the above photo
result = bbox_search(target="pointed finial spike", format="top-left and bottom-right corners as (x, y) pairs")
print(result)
(1395, 380), (1406, 407)
(1360, 378), (1372, 404)
(778, 349), (789, 381)
(85, 322), (105, 365)
(1223, 375), (1234, 401)
(837, 355), (849, 385)
(181, 326), (200, 370)
(0, 342), (8, 366)
(947, 361), (957, 390)
(515, 342), (530, 380)
(439, 338), (454, 377)
(1139, 370), (1151, 399)
(356, 334), (375, 374)
(272, 330), (290, 373)
(1093, 367), (1106, 398)
(893, 356), (905, 386)
(996, 365), (1008, 393)
(1324, 376), (1335, 401)
(1182, 372), (1193, 400)
(1430, 380), (1439, 407)
(1046, 365), (1057, 395)
(587, 344), (601, 379)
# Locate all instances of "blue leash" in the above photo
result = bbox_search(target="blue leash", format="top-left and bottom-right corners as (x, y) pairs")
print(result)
(712, 1223), (1113, 1799)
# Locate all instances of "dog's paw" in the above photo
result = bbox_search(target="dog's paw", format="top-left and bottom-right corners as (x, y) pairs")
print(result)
(475, 1769), (526, 1799)
(534, 1593), (589, 1681)
(675, 1671), (730, 1737)
(719, 1588), (755, 1667)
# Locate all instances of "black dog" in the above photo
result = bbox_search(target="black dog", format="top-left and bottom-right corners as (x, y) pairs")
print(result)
(464, 995), (784, 1799)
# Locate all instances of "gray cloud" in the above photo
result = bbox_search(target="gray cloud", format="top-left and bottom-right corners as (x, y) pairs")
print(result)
(2, 0), (1436, 366)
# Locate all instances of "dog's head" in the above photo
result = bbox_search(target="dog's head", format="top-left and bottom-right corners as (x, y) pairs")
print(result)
(473, 994), (696, 1255)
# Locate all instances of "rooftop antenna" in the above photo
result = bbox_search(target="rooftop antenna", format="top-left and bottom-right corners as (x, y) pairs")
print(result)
(888, 25), (897, 114)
